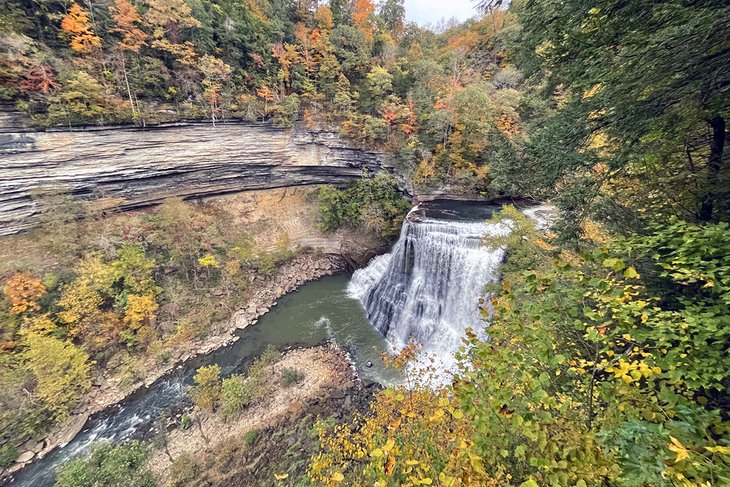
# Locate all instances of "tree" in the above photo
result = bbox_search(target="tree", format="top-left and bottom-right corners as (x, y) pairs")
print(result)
(352, 0), (376, 43)
(46, 70), (117, 126)
(111, 0), (148, 53)
(111, 0), (148, 118)
(497, 0), (730, 234)
(199, 55), (232, 125)
(378, 0), (405, 39)
(25, 335), (91, 421)
(144, 0), (201, 61)
(191, 364), (221, 412)
(309, 344), (492, 486)
(60, 3), (101, 54)
(2, 272), (45, 315)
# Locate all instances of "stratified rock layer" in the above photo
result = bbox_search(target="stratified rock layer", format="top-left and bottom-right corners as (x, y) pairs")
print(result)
(0, 121), (381, 235)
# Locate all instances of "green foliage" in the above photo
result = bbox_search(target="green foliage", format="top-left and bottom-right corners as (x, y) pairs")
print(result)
(219, 374), (255, 420)
(455, 208), (730, 485)
(281, 367), (304, 387)
(318, 172), (410, 239)
(198, 346), (280, 419)
(242, 428), (261, 447)
(55, 441), (155, 487)
(0, 444), (18, 469)
(190, 364), (221, 412)
(25, 335), (91, 422)
(270, 93), (301, 128)
(497, 0), (730, 233)
(45, 71), (120, 126)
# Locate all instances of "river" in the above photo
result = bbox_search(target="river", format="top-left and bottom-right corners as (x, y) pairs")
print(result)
(10, 274), (396, 487)
(10, 199), (524, 486)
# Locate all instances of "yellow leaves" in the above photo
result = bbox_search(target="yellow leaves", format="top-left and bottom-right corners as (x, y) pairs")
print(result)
(704, 445), (730, 455)
(607, 359), (659, 385)
(124, 294), (158, 329)
(429, 408), (445, 422)
(309, 384), (488, 487)
(329, 472), (344, 482)
(668, 437), (690, 463)
(623, 267), (640, 280)
(274, 472), (289, 481)
(198, 253), (219, 268)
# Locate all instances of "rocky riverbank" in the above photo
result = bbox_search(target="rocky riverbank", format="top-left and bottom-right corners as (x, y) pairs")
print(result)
(148, 344), (380, 486)
(1, 251), (351, 481)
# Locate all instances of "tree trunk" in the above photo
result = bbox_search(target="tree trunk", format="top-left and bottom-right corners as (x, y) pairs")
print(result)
(121, 56), (137, 120)
(698, 115), (725, 221)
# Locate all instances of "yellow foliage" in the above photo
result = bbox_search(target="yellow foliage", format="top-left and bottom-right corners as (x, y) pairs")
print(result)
(124, 294), (158, 329)
(309, 345), (494, 486)
(25, 334), (91, 421)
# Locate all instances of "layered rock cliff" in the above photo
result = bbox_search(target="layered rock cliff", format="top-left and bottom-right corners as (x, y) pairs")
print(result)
(0, 119), (382, 235)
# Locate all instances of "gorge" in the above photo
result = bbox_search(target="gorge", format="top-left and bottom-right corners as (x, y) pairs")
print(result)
(7, 199), (511, 487)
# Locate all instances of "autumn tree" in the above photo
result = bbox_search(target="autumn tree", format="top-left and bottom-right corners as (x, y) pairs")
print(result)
(191, 364), (221, 412)
(199, 55), (233, 125)
(111, 0), (148, 118)
(60, 3), (101, 54)
(352, 0), (376, 43)
(25, 334), (91, 421)
(2, 272), (45, 315)
(144, 0), (201, 61)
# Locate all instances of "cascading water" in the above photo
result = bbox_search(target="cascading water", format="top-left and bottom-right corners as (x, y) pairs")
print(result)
(348, 204), (511, 376)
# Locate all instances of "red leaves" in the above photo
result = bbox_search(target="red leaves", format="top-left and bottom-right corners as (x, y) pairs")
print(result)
(21, 64), (58, 94)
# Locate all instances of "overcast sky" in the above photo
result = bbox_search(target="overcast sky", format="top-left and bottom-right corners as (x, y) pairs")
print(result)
(404, 0), (479, 26)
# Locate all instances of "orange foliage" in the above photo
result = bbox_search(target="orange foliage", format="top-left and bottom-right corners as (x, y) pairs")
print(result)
(3, 272), (46, 315)
(60, 3), (102, 54)
(257, 85), (276, 102)
(111, 0), (148, 52)
(497, 113), (521, 136)
(352, 0), (375, 42)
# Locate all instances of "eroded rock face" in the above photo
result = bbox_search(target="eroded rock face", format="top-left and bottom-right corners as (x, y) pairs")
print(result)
(0, 121), (382, 235)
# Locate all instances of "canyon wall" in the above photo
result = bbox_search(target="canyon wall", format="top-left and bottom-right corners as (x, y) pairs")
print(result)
(0, 117), (382, 235)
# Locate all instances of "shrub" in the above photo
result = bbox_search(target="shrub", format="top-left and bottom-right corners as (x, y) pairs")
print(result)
(55, 441), (154, 487)
(190, 364), (221, 412)
(243, 428), (262, 447)
(318, 172), (409, 239)
(281, 367), (304, 387)
(169, 452), (199, 486)
(0, 444), (18, 469)
(219, 374), (255, 420)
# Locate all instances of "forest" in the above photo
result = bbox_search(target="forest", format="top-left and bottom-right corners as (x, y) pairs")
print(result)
(0, 0), (729, 485)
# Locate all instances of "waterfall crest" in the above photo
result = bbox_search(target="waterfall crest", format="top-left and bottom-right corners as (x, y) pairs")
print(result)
(348, 209), (510, 373)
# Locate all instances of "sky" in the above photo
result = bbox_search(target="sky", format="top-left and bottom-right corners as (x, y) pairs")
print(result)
(404, 0), (479, 27)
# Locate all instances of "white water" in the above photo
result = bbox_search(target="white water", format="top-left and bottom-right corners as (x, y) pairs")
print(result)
(348, 211), (510, 379)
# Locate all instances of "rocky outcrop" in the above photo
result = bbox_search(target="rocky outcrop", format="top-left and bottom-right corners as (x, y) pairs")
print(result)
(0, 120), (382, 235)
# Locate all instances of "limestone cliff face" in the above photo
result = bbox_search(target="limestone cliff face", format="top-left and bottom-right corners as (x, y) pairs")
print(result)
(0, 120), (382, 235)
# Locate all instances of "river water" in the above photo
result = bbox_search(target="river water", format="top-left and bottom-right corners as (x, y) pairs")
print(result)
(10, 275), (396, 487)
(10, 199), (523, 486)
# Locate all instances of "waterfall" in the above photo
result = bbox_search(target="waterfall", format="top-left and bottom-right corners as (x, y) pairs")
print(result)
(348, 207), (510, 376)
